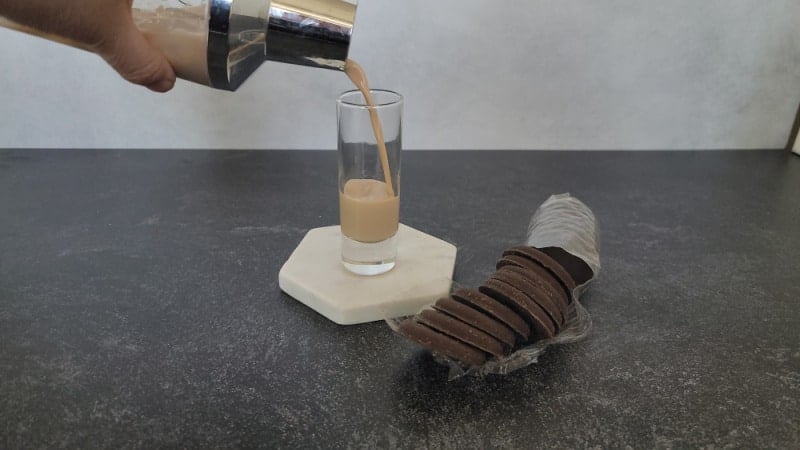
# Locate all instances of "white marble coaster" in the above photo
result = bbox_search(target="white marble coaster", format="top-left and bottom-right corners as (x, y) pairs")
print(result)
(278, 224), (457, 325)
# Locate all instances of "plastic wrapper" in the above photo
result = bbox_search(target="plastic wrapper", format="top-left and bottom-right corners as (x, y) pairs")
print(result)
(527, 193), (600, 299)
(388, 193), (600, 379)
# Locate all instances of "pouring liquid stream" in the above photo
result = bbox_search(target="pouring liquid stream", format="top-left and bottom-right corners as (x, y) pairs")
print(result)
(343, 59), (396, 197)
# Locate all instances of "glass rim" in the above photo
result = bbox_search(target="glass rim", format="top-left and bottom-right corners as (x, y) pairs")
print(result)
(337, 89), (403, 108)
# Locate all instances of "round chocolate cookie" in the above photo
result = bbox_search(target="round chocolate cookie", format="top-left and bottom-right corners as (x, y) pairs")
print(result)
(434, 296), (516, 349)
(418, 309), (506, 357)
(540, 246), (594, 286)
(480, 278), (555, 340)
(502, 246), (577, 302)
(497, 254), (540, 273)
(396, 318), (487, 367)
(496, 255), (570, 309)
(492, 267), (563, 331)
(451, 288), (530, 342)
(497, 264), (569, 327)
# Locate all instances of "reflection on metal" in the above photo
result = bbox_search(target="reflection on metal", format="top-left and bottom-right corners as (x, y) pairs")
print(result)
(265, 0), (356, 70)
(209, 0), (356, 90)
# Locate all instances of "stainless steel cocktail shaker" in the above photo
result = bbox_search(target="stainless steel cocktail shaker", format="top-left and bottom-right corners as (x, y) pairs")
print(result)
(0, 0), (358, 91)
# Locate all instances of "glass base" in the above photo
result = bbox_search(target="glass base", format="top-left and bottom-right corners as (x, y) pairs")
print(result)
(341, 233), (397, 276)
(342, 260), (396, 276)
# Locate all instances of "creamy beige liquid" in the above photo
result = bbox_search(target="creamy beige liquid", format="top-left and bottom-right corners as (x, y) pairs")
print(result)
(339, 179), (400, 243)
(340, 59), (400, 242)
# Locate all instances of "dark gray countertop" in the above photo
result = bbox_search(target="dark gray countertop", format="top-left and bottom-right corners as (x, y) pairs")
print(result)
(1, 149), (799, 448)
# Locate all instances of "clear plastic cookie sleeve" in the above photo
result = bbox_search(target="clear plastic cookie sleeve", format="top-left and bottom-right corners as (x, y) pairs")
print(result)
(388, 193), (601, 379)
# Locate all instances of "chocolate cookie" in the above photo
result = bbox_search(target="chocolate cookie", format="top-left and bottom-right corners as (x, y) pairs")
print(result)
(540, 246), (594, 286)
(433, 297), (516, 349)
(480, 278), (555, 340)
(418, 309), (506, 357)
(503, 246), (577, 302)
(496, 255), (568, 308)
(492, 267), (563, 331)
(497, 254), (540, 273)
(396, 319), (487, 366)
(451, 288), (530, 342)
(497, 264), (569, 327)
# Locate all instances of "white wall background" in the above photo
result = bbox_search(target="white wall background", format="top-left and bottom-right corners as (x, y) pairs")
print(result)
(1, 0), (799, 150)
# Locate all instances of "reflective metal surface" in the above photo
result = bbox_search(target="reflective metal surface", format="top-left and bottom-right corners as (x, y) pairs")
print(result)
(265, 0), (357, 70)
(208, 0), (356, 91)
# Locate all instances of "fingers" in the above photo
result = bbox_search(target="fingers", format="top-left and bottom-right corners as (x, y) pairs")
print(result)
(97, 16), (177, 92)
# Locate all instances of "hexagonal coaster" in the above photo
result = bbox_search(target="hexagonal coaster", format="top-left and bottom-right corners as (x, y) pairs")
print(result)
(278, 224), (457, 325)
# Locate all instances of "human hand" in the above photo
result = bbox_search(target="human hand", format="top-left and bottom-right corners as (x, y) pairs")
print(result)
(0, 0), (176, 92)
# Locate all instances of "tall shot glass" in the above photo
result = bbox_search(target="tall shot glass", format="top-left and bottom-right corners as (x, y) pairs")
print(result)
(337, 89), (403, 276)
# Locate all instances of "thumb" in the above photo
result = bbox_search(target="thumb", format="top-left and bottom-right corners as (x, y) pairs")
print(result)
(99, 19), (177, 92)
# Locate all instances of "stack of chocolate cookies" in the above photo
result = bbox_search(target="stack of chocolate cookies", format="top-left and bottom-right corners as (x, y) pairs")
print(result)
(396, 246), (578, 367)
